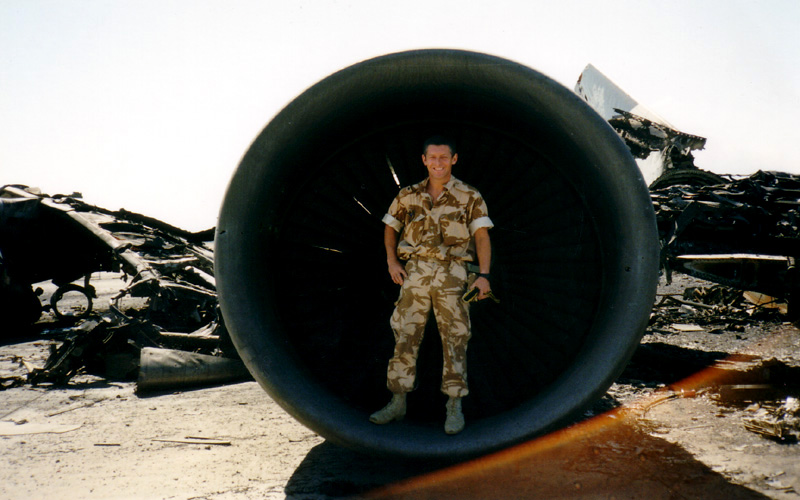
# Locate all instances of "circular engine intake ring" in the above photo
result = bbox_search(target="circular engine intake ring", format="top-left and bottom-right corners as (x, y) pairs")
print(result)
(216, 49), (659, 460)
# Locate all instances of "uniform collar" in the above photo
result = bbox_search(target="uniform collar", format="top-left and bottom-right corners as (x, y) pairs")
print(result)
(418, 176), (460, 194)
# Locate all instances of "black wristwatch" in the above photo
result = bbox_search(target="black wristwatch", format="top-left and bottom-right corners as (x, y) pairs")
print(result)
(478, 273), (491, 279)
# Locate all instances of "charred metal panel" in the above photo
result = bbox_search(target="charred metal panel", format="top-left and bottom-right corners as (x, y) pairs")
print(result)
(575, 64), (719, 189)
(1, 184), (217, 329)
(0, 184), (235, 390)
(652, 171), (800, 303)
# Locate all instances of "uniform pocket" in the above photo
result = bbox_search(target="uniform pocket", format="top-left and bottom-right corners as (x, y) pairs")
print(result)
(440, 211), (469, 247)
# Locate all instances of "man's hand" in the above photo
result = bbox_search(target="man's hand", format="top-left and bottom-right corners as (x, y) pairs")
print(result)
(471, 276), (491, 300)
(385, 225), (407, 285)
(388, 260), (408, 285)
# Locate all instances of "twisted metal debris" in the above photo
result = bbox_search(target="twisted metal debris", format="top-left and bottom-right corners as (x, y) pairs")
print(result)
(0, 185), (239, 390)
(652, 171), (800, 314)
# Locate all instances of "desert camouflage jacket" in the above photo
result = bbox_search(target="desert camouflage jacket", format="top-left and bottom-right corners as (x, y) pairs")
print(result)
(382, 176), (493, 262)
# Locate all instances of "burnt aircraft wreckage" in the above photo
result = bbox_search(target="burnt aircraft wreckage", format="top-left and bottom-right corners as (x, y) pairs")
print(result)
(2, 50), (796, 459)
(575, 63), (725, 190)
(0, 184), (246, 390)
(576, 64), (800, 315)
(652, 171), (800, 315)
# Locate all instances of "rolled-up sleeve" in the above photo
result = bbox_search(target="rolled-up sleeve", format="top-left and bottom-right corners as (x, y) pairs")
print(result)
(382, 213), (403, 232)
(469, 216), (494, 234)
(468, 195), (493, 234)
(383, 194), (406, 232)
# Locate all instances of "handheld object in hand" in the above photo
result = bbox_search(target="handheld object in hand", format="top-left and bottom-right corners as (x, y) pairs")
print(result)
(462, 287), (500, 304)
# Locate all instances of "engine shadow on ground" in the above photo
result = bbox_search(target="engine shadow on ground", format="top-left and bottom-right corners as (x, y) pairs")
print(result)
(286, 342), (770, 499)
(286, 413), (769, 499)
(285, 442), (451, 498)
(623, 342), (732, 385)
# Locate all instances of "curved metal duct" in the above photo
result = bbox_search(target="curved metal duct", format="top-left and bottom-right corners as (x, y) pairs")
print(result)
(215, 49), (659, 460)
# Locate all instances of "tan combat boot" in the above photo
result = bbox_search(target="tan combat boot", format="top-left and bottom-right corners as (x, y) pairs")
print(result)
(369, 392), (407, 424)
(444, 396), (465, 434)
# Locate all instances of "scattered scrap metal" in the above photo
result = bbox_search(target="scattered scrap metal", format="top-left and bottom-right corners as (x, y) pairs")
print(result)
(0, 185), (246, 392)
(648, 284), (784, 336)
(744, 397), (800, 442)
(709, 358), (800, 443)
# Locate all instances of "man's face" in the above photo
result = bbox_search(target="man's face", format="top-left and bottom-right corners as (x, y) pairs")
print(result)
(422, 144), (457, 182)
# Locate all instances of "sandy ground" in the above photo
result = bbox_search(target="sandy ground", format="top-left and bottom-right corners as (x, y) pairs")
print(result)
(1, 274), (799, 499)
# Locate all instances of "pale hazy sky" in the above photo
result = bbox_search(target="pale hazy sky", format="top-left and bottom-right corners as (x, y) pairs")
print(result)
(2, 0), (798, 230)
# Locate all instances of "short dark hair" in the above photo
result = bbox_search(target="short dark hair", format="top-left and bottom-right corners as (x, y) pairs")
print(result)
(422, 135), (457, 156)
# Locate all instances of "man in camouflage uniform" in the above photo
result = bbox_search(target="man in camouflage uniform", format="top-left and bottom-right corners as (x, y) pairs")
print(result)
(370, 136), (493, 435)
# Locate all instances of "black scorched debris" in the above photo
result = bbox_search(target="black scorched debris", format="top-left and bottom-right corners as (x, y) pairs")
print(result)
(652, 171), (800, 312)
(0, 185), (243, 389)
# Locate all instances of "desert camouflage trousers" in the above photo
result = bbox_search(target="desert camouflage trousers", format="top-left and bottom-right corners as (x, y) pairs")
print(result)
(386, 258), (471, 398)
